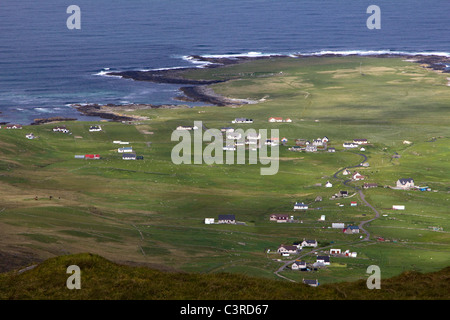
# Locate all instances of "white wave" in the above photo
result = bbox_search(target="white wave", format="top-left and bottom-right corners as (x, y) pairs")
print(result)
(297, 49), (450, 58)
(93, 70), (123, 78)
(34, 107), (55, 113)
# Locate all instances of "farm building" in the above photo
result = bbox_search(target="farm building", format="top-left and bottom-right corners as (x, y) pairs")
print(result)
(351, 201), (357, 207)
(218, 214), (236, 224)
(328, 147), (336, 153)
(343, 142), (358, 148)
(325, 181), (333, 188)
(392, 205), (405, 210)
(84, 154), (100, 160)
(204, 218), (215, 225)
(332, 223), (345, 229)
(122, 153), (136, 160)
(330, 249), (341, 255)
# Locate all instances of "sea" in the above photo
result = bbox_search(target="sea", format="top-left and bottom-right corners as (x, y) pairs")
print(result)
(0, 0), (449, 124)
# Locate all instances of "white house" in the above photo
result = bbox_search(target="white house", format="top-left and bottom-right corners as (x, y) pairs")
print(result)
(316, 256), (330, 266)
(330, 249), (341, 255)
(301, 239), (318, 248)
(277, 245), (299, 255)
(396, 178), (414, 189)
(118, 147), (133, 153)
(89, 125), (102, 132)
(342, 169), (351, 176)
(294, 202), (308, 210)
(291, 261), (307, 270)
(270, 214), (290, 223)
(325, 181), (333, 188)
(204, 218), (215, 224)
(352, 172), (365, 181)
(332, 223), (345, 229)
(392, 205), (405, 210)
(343, 143), (358, 148)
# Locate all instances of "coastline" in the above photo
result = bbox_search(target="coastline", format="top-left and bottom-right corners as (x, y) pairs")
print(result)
(4, 52), (449, 126)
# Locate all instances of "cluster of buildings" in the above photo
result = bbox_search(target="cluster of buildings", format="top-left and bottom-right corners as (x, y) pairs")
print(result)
(53, 126), (70, 134)
(289, 137), (329, 153)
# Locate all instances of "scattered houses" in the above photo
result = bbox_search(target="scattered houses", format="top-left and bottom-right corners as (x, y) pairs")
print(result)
(6, 124), (22, 129)
(53, 126), (70, 133)
(218, 214), (236, 224)
(396, 178), (415, 190)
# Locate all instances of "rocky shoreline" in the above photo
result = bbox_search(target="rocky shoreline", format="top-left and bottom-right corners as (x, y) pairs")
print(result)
(25, 53), (449, 125)
(105, 53), (450, 108)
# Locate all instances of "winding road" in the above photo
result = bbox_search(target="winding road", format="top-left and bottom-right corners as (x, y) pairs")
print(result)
(274, 151), (381, 281)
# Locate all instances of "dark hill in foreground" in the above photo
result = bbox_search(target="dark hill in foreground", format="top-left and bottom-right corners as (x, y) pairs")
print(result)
(0, 253), (448, 300)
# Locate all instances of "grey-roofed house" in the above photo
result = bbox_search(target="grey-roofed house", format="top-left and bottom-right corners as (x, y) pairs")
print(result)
(122, 153), (136, 160)
(303, 279), (319, 287)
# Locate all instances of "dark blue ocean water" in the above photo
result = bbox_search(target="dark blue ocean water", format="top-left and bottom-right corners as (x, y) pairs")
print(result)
(0, 0), (449, 124)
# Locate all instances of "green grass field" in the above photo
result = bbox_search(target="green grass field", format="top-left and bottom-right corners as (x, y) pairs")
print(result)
(0, 56), (449, 289)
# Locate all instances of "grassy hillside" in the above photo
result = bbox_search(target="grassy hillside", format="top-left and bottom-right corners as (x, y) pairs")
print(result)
(0, 56), (449, 289)
(0, 253), (449, 300)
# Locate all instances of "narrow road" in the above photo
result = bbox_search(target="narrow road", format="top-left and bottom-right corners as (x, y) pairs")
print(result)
(274, 151), (381, 282)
